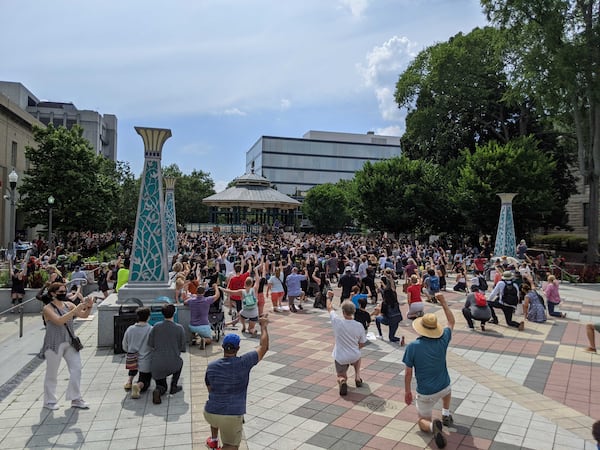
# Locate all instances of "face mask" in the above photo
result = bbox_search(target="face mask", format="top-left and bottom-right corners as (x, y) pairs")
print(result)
(56, 293), (67, 301)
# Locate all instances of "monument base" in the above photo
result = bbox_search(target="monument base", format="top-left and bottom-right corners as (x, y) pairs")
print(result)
(116, 282), (175, 304)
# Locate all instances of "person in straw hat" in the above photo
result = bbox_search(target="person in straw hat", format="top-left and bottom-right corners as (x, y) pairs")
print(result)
(403, 293), (454, 449)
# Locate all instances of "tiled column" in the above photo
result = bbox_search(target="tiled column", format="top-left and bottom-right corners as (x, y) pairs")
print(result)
(164, 177), (177, 259)
(493, 193), (518, 258)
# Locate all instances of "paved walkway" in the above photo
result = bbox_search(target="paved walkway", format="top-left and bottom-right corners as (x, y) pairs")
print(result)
(0, 281), (598, 449)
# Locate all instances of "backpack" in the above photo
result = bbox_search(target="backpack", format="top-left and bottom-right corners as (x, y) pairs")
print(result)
(502, 282), (518, 306)
(313, 292), (326, 309)
(428, 275), (440, 292)
(242, 290), (257, 310)
(474, 292), (487, 307)
(477, 275), (488, 292)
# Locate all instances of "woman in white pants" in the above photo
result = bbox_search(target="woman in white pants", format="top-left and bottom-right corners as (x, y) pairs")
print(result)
(41, 282), (93, 410)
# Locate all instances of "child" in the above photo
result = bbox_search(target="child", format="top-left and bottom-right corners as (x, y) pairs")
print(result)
(354, 297), (371, 331)
(122, 307), (153, 399)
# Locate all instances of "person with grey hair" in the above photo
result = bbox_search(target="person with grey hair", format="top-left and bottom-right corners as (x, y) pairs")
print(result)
(326, 291), (367, 396)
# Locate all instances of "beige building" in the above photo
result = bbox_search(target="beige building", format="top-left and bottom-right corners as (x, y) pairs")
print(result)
(0, 92), (44, 248)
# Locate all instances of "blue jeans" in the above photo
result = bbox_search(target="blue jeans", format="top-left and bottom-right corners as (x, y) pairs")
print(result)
(547, 301), (562, 317)
(375, 315), (400, 340)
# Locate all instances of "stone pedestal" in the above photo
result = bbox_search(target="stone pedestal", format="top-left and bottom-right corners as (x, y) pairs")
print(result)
(493, 193), (518, 258)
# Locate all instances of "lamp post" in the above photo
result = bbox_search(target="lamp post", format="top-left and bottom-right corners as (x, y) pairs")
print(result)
(47, 195), (55, 252)
(8, 169), (18, 254)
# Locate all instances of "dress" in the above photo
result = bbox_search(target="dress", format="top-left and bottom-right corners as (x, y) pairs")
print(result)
(526, 291), (547, 323)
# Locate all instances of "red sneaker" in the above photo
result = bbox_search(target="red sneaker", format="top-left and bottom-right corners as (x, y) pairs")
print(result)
(206, 437), (221, 449)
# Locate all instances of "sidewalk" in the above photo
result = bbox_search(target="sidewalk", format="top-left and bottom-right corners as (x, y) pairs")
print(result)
(0, 282), (597, 449)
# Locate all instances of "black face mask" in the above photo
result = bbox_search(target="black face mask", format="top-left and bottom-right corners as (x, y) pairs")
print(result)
(56, 293), (67, 301)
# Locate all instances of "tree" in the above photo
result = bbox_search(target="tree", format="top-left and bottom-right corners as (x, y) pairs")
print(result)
(394, 25), (577, 231)
(302, 182), (352, 233)
(20, 125), (121, 233)
(112, 161), (139, 231)
(453, 137), (556, 239)
(162, 164), (216, 226)
(353, 157), (447, 234)
(481, 0), (600, 262)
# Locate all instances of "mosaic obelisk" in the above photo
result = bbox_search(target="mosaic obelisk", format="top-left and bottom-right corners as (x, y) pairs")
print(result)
(164, 177), (177, 259)
(117, 127), (174, 302)
(493, 193), (518, 258)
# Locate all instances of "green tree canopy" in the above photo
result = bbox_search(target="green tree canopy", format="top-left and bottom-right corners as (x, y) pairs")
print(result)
(481, 0), (600, 262)
(20, 125), (121, 232)
(302, 182), (352, 233)
(353, 157), (447, 235)
(454, 137), (556, 238)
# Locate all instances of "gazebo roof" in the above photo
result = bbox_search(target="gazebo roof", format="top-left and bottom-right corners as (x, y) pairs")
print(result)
(202, 171), (300, 210)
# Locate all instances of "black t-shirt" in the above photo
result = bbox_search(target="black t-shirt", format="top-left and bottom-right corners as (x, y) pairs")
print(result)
(354, 309), (371, 330)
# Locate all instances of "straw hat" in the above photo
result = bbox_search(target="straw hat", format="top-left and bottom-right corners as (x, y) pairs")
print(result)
(412, 313), (444, 338)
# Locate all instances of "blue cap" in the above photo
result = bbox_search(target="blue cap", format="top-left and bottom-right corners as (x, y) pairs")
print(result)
(222, 334), (241, 350)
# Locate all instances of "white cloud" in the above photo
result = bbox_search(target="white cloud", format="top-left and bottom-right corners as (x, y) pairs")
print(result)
(222, 108), (247, 116)
(358, 35), (418, 122)
(214, 180), (229, 193)
(376, 124), (403, 136)
(280, 98), (291, 111)
(338, 0), (370, 17)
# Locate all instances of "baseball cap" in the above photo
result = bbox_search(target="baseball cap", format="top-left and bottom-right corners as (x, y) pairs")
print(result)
(222, 334), (241, 351)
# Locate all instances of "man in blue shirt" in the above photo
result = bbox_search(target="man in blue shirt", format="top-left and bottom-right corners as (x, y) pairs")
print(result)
(204, 316), (269, 450)
(403, 293), (455, 449)
(286, 267), (307, 312)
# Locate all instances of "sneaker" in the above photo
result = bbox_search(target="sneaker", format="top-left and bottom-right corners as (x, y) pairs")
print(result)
(152, 388), (162, 404)
(489, 319), (499, 325)
(376, 335), (383, 340)
(43, 402), (59, 410)
(71, 399), (90, 409)
(124, 382), (132, 390)
(432, 419), (446, 448)
(442, 414), (453, 427)
(131, 384), (140, 399)
(339, 380), (348, 396)
(170, 385), (183, 395)
(467, 327), (475, 331)
(206, 436), (221, 449)
(416, 311), (424, 318)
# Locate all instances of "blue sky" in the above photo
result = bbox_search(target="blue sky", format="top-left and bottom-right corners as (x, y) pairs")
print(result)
(2, 0), (486, 192)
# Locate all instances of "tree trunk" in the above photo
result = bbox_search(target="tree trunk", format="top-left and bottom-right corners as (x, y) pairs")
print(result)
(587, 173), (599, 264)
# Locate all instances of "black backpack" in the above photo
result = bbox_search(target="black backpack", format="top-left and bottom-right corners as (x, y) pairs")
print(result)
(502, 282), (518, 306)
(478, 275), (488, 292)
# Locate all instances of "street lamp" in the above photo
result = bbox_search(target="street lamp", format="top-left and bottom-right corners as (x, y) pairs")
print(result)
(47, 195), (55, 252)
(8, 169), (18, 253)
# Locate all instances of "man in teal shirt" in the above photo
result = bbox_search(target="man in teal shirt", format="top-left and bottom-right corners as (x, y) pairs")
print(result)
(403, 293), (455, 449)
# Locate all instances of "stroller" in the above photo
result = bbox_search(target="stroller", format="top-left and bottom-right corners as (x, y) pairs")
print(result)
(206, 287), (225, 342)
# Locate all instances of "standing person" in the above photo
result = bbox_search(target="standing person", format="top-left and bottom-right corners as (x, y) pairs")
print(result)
(462, 282), (492, 331)
(122, 307), (153, 399)
(115, 258), (130, 292)
(96, 263), (110, 299)
(41, 282), (93, 410)
(204, 317), (269, 450)
(223, 275), (260, 336)
(403, 293), (455, 449)
(338, 266), (358, 302)
(185, 283), (221, 349)
(10, 261), (26, 313)
(226, 259), (250, 317)
(544, 275), (566, 318)
(266, 263), (285, 312)
(585, 322), (600, 353)
(148, 303), (186, 404)
(285, 266), (307, 312)
(326, 291), (367, 396)
(487, 271), (525, 331)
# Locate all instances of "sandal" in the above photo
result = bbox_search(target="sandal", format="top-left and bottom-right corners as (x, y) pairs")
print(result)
(339, 380), (348, 396)
(297, 303), (303, 310)
(355, 378), (363, 387)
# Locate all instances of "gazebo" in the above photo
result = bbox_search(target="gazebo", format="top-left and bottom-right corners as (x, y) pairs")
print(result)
(202, 171), (301, 229)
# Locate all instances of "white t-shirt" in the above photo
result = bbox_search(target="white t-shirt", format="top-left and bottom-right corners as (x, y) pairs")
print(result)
(330, 311), (366, 365)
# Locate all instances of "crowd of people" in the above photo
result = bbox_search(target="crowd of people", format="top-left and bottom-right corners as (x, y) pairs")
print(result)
(33, 230), (598, 449)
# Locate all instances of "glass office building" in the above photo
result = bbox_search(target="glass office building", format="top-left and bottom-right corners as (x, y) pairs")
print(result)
(245, 131), (401, 196)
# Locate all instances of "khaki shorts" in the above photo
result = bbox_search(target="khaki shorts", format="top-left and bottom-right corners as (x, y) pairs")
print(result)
(416, 385), (451, 419)
(203, 411), (244, 446)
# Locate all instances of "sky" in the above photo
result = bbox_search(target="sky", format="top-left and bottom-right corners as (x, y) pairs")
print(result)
(2, 0), (487, 193)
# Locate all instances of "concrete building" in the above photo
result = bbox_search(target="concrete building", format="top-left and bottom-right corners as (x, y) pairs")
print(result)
(245, 130), (401, 197)
(0, 81), (117, 161)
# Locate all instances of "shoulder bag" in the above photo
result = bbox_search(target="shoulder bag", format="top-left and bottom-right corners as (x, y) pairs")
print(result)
(50, 303), (84, 351)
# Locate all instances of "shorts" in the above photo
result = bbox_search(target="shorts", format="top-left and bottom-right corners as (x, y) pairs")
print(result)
(334, 359), (360, 375)
(271, 291), (284, 302)
(408, 302), (424, 316)
(203, 411), (244, 446)
(189, 324), (212, 338)
(240, 311), (258, 321)
(416, 385), (451, 419)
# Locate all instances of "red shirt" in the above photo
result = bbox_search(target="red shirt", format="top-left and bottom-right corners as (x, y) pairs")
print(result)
(228, 272), (249, 301)
(406, 284), (422, 304)
(473, 258), (487, 272)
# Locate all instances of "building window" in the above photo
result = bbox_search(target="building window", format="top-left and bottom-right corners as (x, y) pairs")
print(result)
(11, 141), (17, 167)
(583, 202), (589, 227)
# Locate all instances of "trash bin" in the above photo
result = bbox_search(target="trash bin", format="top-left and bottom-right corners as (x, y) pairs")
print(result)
(113, 298), (143, 354)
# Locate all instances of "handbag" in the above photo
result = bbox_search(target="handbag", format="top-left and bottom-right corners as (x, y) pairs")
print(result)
(51, 303), (84, 352)
(125, 352), (139, 371)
